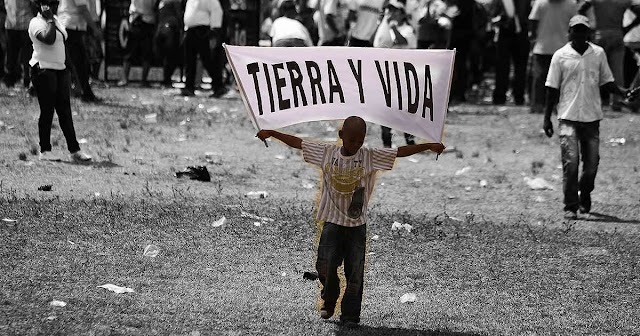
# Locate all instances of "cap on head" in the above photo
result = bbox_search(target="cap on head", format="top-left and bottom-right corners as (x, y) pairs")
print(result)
(569, 15), (591, 29)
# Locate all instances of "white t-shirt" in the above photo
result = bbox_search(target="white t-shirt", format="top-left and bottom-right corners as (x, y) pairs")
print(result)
(546, 42), (615, 122)
(302, 141), (397, 227)
(529, 0), (578, 55)
(373, 19), (417, 49)
(348, 0), (385, 41)
(58, 0), (89, 31)
(29, 14), (67, 70)
(270, 17), (313, 46)
(183, 0), (223, 29)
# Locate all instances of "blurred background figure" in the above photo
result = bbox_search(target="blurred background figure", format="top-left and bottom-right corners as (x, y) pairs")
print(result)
(118, 0), (159, 87)
(346, 0), (385, 47)
(155, 0), (184, 87)
(3, 0), (35, 90)
(0, 0), (6, 83)
(579, 0), (640, 111)
(270, 0), (313, 46)
(373, 0), (417, 147)
(622, 2), (640, 112)
(449, 0), (479, 103)
(490, 0), (530, 106)
(83, 0), (103, 83)
(297, 0), (319, 45)
(528, 0), (577, 114)
(315, 0), (345, 46)
(415, 0), (457, 50)
(58, 0), (103, 102)
(181, 0), (226, 97)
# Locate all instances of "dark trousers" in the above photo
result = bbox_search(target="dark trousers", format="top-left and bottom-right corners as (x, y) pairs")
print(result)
(531, 54), (552, 113)
(348, 37), (372, 48)
(156, 25), (182, 85)
(493, 30), (529, 104)
(184, 26), (224, 92)
(32, 67), (80, 153)
(316, 222), (366, 323)
(449, 33), (472, 101)
(4, 29), (32, 88)
(66, 29), (95, 97)
(381, 126), (415, 148)
(559, 120), (599, 212)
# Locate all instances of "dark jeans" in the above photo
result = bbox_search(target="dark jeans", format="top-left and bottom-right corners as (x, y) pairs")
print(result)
(32, 67), (80, 153)
(4, 29), (32, 88)
(124, 21), (155, 63)
(449, 33), (472, 101)
(559, 120), (599, 212)
(184, 26), (224, 92)
(381, 126), (415, 147)
(316, 222), (366, 323)
(531, 54), (552, 113)
(493, 30), (529, 104)
(156, 23), (182, 85)
(66, 29), (95, 97)
(348, 37), (372, 48)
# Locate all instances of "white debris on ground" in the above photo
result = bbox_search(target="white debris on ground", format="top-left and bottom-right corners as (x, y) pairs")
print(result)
(97, 284), (134, 294)
(455, 166), (471, 176)
(400, 293), (417, 303)
(212, 216), (226, 227)
(143, 245), (160, 257)
(524, 177), (555, 190)
(391, 221), (413, 233)
(49, 300), (66, 307)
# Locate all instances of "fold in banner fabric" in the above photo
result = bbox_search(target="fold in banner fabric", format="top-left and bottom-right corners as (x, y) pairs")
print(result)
(225, 44), (455, 143)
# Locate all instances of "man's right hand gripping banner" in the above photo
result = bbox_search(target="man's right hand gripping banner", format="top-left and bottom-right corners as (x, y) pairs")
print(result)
(225, 45), (455, 143)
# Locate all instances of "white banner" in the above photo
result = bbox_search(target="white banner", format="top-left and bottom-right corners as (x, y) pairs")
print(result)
(225, 45), (455, 143)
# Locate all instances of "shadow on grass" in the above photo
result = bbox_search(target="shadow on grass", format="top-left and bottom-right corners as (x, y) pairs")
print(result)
(60, 160), (121, 168)
(333, 324), (486, 336)
(584, 212), (640, 224)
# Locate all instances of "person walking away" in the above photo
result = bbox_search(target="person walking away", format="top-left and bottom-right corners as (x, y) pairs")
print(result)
(490, 0), (530, 105)
(3, 0), (34, 89)
(57, 0), (102, 102)
(156, 0), (184, 87)
(373, 0), (417, 148)
(118, 0), (159, 87)
(543, 15), (629, 220)
(29, 0), (91, 162)
(270, 0), (313, 47)
(181, 0), (226, 97)
(256, 116), (445, 328)
(528, 0), (578, 114)
(345, 0), (385, 47)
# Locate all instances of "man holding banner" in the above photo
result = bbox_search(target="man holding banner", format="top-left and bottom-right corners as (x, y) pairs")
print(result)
(225, 42), (454, 327)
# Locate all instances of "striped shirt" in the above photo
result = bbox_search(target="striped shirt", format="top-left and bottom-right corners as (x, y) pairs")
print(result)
(302, 141), (397, 227)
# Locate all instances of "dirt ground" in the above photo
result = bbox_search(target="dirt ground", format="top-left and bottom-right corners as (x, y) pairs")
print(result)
(1, 86), (638, 233)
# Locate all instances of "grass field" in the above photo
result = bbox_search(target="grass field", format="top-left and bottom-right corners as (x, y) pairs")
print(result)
(1, 85), (639, 335)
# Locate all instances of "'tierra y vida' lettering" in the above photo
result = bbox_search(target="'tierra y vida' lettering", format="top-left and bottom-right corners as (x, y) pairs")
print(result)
(245, 59), (434, 121)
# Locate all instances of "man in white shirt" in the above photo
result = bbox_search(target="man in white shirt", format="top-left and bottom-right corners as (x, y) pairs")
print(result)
(57, 0), (102, 102)
(346, 0), (385, 47)
(270, 0), (313, 46)
(181, 0), (227, 97)
(315, 0), (345, 46)
(543, 15), (629, 220)
(118, 0), (159, 87)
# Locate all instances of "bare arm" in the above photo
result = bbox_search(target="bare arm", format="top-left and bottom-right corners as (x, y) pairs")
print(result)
(543, 86), (559, 137)
(256, 130), (302, 149)
(601, 81), (628, 97)
(397, 143), (445, 158)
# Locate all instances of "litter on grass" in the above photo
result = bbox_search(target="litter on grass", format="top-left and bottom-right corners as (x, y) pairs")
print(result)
(240, 211), (274, 222)
(608, 138), (626, 146)
(455, 166), (471, 175)
(2, 218), (17, 223)
(407, 158), (419, 163)
(479, 179), (488, 187)
(400, 293), (417, 303)
(143, 245), (160, 257)
(38, 185), (52, 191)
(524, 177), (555, 190)
(212, 216), (226, 227)
(371, 235), (380, 241)
(98, 284), (134, 294)
(144, 113), (157, 123)
(391, 221), (413, 233)
(253, 222), (261, 226)
(49, 300), (66, 307)
(245, 191), (269, 199)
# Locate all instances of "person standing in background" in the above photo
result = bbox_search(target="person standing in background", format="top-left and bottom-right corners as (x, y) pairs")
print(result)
(415, 0), (457, 50)
(181, 0), (226, 98)
(3, 0), (35, 89)
(156, 0), (184, 87)
(0, 0), (6, 83)
(449, 0), (478, 103)
(315, 0), (345, 46)
(29, 0), (91, 162)
(579, 0), (640, 111)
(528, 0), (578, 114)
(346, 0), (385, 47)
(117, 0), (159, 87)
(57, 0), (103, 102)
(270, 0), (313, 47)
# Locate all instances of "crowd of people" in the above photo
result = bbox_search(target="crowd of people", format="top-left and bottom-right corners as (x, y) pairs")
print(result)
(262, 0), (640, 112)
